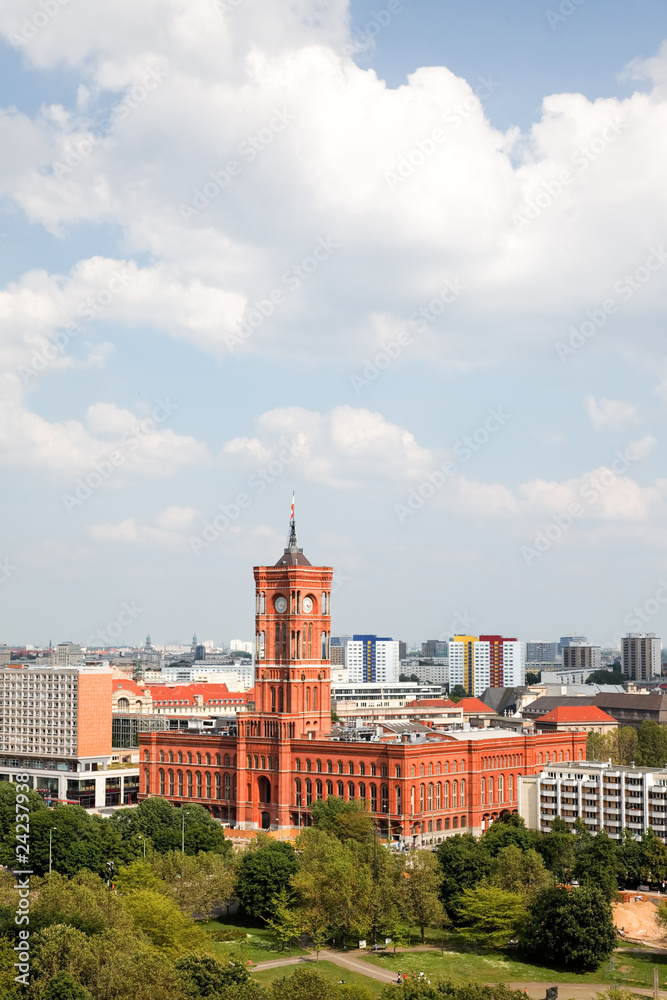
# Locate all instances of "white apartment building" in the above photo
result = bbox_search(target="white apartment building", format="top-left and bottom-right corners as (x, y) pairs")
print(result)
(230, 639), (254, 655)
(520, 760), (667, 841)
(449, 636), (523, 696)
(622, 633), (661, 681)
(53, 642), (83, 666)
(161, 662), (255, 690)
(345, 637), (400, 684)
(406, 660), (449, 685)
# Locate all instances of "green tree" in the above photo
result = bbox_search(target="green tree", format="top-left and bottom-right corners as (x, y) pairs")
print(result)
(176, 952), (251, 995)
(456, 885), (527, 948)
(152, 850), (236, 919)
(30, 870), (131, 936)
(436, 834), (492, 918)
(41, 971), (93, 1000)
(449, 686), (467, 702)
(640, 828), (667, 881)
(616, 829), (643, 883)
(114, 859), (166, 894)
(292, 828), (372, 945)
(637, 720), (667, 767)
(237, 836), (299, 920)
(310, 796), (373, 844)
(399, 850), (446, 944)
(520, 886), (616, 970)
(270, 966), (373, 1000)
(586, 668), (623, 685)
(121, 889), (200, 953)
(574, 829), (619, 901)
(110, 798), (231, 857)
(534, 818), (576, 883)
(480, 813), (535, 856)
(264, 888), (303, 952)
(489, 845), (554, 902)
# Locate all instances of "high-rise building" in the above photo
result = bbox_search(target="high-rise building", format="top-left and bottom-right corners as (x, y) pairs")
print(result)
(562, 643), (601, 671)
(399, 641), (407, 660)
(345, 636), (400, 683)
(53, 641), (83, 666)
(622, 633), (661, 681)
(526, 641), (558, 663)
(449, 635), (523, 696)
(558, 635), (587, 655)
(422, 640), (447, 658)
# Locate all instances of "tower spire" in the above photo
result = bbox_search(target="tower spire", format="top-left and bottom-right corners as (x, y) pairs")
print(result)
(287, 492), (297, 550)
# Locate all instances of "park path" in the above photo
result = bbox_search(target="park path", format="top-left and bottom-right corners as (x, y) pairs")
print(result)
(253, 950), (667, 997)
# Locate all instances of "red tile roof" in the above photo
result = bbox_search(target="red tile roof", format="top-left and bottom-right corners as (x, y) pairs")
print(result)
(456, 697), (495, 714)
(538, 705), (617, 724)
(405, 699), (460, 709)
(113, 679), (252, 706)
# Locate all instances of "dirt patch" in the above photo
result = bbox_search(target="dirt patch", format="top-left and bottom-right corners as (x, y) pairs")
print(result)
(614, 899), (664, 942)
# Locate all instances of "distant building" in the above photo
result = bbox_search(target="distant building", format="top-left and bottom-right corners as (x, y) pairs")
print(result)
(161, 662), (254, 690)
(422, 640), (448, 658)
(346, 636), (399, 683)
(562, 643), (602, 672)
(0, 645), (10, 667)
(534, 704), (618, 734)
(53, 642), (83, 666)
(622, 633), (661, 681)
(449, 635), (523, 697)
(408, 660), (449, 685)
(230, 639), (254, 655)
(526, 641), (558, 663)
(399, 641), (407, 660)
(558, 635), (587, 655)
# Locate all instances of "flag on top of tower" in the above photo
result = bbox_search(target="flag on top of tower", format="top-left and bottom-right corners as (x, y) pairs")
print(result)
(290, 492), (295, 523)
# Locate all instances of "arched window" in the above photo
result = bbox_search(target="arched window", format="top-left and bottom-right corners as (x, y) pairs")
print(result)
(326, 780), (333, 796)
(359, 782), (366, 800)
(539, 753), (543, 764)
(396, 786), (402, 813)
(498, 774), (504, 803)
(420, 763), (424, 776)
(395, 765), (401, 778)
(445, 761), (449, 774)
(436, 782), (441, 809)
(316, 759), (322, 773)
(327, 760), (333, 773)
(271, 687), (276, 712)
(187, 771), (193, 797)
(371, 783), (378, 811)
(460, 779), (466, 806)
(196, 771), (202, 797)
(453, 816), (458, 828)
(488, 776), (494, 803)
(313, 687), (318, 711)
(348, 761), (354, 774)
(144, 770), (149, 794)
(428, 762), (433, 775)
(427, 782), (433, 810)
(480, 777), (485, 805)
(143, 749), (149, 762)
(306, 759), (312, 772)
(224, 754), (229, 766)
(348, 781), (355, 799)
(295, 759), (301, 771)
(205, 753), (211, 766)
(321, 631), (327, 658)
(436, 761), (441, 774)
(159, 769), (165, 795)
(169, 751), (174, 763)
(453, 759), (457, 773)
(444, 781), (450, 808)
(337, 760), (343, 773)
(337, 780), (344, 797)
(411, 785), (415, 812)
(295, 778), (302, 806)
(159, 750), (165, 762)
(579, 748), (584, 760)
(178, 751), (183, 764)
(196, 753), (201, 765)
(118, 697), (130, 711)
(360, 762), (366, 776)
(381, 764), (387, 777)
(452, 780), (458, 808)
(177, 770), (183, 796)
(187, 752), (192, 764)
(419, 783), (425, 811)
(436, 818), (442, 831)
(168, 769), (174, 795)
(546, 752), (550, 764)
(444, 817), (450, 830)
(254, 755), (259, 769)
(278, 688), (284, 712)
(381, 784), (389, 813)
(411, 765), (416, 777)
(316, 779), (323, 800)
(224, 773), (230, 799)
(509, 774), (514, 800)
(305, 687), (310, 711)
(306, 778), (312, 805)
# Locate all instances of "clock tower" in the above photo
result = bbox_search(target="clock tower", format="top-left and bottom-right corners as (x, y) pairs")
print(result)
(235, 508), (333, 828)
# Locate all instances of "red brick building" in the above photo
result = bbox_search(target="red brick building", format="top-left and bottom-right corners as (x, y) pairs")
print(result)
(139, 520), (587, 841)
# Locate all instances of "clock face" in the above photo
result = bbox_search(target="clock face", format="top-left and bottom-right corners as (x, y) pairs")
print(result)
(275, 596), (288, 613)
(302, 597), (313, 614)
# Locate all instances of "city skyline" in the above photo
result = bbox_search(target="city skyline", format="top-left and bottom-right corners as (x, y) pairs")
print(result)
(1, 2), (667, 644)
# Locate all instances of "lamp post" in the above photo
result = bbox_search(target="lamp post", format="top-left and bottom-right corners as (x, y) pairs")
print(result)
(138, 834), (146, 860)
(48, 826), (57, 874)
(181, 808), (186, 854)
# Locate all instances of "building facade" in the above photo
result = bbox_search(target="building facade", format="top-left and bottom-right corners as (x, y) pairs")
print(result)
(449, 635), (523, 696)
(622, 633), (661, 681)
(139, 522), (587, 840)
(526, 641), (558, 663)
(346, 636), (400, 683)
(562, 643), (602, 671)
(520, 759), (667, 841)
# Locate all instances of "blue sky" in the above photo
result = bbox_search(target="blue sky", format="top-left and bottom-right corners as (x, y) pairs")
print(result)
(0, 0), (667, 649)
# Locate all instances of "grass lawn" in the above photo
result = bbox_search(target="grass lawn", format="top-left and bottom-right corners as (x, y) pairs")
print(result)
(252, 959), (384, 996)
(362, 946), (667, 988)
(191, 917), (308, 965)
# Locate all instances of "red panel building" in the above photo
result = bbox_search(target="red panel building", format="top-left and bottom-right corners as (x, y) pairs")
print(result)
(139, 518), (587, 842)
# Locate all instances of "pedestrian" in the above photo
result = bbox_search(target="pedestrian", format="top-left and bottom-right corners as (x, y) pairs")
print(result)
(396, 972), (403, 984)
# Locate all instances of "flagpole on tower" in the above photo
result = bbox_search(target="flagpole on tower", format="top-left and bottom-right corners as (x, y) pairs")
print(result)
(287, 492), (297, 549)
